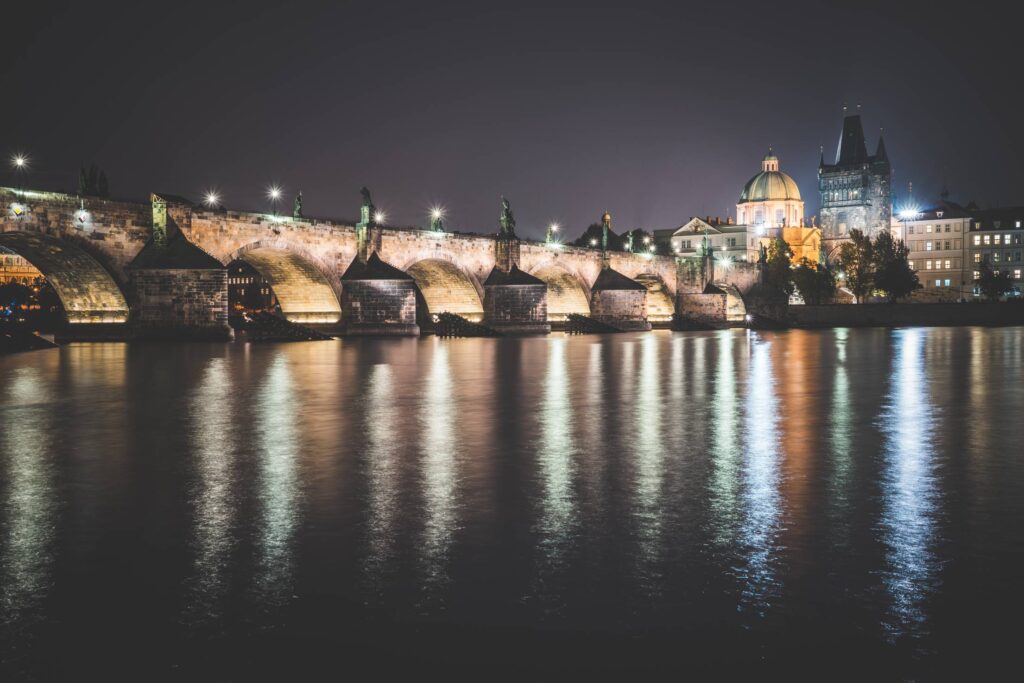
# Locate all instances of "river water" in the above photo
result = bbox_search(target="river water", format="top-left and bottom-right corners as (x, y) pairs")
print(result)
(2, 328), (1023, 679)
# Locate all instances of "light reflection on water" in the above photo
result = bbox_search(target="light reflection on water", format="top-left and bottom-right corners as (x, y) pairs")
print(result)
(183, 357), (238, 625)
(879, 329), (940, 641)
(2, 328), (1023, 674)
(0, 368), (57, 633)
(419, 340), (458, 595)
(738, 336), (782, 616)
(253, 354), (301, 605)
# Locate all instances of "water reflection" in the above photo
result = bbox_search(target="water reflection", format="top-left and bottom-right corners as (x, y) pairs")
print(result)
(419, 341), (458, 593)
(709, 332), (740, 547)
(183, 357), (237, 625)
(364, 362), (400, 589)
(0, 368), (58, 633)
(633, 334), (665, 583)
(879, 329), (940, 640)
(738, 337), (782, 615)
(535, 337), (577, 588)
(253, 354), (301, 604)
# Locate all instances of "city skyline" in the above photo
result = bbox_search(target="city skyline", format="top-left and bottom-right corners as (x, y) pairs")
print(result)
(4, 1), (1023, 240)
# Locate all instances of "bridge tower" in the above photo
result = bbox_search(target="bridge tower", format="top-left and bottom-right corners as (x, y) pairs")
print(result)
(483, 196), (550, 334)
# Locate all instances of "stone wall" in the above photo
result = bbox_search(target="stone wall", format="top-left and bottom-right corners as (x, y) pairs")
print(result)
(342, 280), (419, 335)
(484, 284), (549, 333)
(678, 293), (727, 322)
(789, 302), (1024, 328)
(592, 290), (649, 330)
(129, 269), (232, 340)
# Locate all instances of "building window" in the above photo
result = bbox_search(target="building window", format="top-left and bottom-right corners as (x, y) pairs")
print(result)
(955, 224), (961, 232)
(944, 279), (951, 287)
(974, 235), (981, 245)
(974, 270), (980, 280)
(908, 260), (915, 270)
(926, 225), (933, 233)
(935, 279), (942, 287)
(1015, 269), (1022, 279)
(945, 259), (952, 269)
(974, 253), (981, 263)
(909, 225), (915, 234)
(995, 221), (1002, 229)
(926, 260), (933, 270)
(984, 235), (991, 244)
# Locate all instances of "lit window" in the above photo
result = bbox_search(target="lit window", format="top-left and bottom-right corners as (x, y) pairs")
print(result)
(974, 235), (981, 245)
(945, 259), (952, 269)
(974, 253), (981, 262)
(1006, 234), (1012, 244)
(926, 260), (933, 270)
(973, 271), (980, 279)
(984, 235), (991, 245)
(926, 225), (933, 233)
(935, 279), (941, 287)
(995, 235), (1002, 245)
(1015, 269), (1022, 279)
(908, 260), (915, 270)
(926, 241), (933, 251)
(944, 279), (951, 287)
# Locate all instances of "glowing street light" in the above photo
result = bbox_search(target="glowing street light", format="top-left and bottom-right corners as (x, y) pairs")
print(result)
(590, 238), (598, 247)
(204, 190), (221, 208)
(266, 185), (282, 215)
(546, 222), (560, 244)
(374, 210), (386, 225)
(429, 205), (446, 232)
(11, 154), (28, 169)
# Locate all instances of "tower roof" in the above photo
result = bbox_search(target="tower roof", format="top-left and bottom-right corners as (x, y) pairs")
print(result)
(835, 114), (870, 166)
(740, 149), (801, 203)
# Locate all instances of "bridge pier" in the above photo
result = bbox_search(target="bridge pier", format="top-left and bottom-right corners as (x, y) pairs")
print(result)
(340, 253), (420, 336)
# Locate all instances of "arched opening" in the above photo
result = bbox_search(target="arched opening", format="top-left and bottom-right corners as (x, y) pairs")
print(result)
(633, 273), (675, 324)
(529, 264), (590, 321)
(405, 258), (483, 323)
(0, 231), (129, 326)
(226, 260), (280, 322)
(229, 245), (341, 324)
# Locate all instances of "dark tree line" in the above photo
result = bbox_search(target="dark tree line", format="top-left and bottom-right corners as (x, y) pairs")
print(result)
(836, 229), (921, 303)
(78, 164), (109, 197)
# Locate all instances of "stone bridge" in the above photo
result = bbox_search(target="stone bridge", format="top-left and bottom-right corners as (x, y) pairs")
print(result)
(2, 186), (748, 338)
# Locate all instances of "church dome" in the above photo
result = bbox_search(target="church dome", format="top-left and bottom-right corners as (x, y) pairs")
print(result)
(738, 149), (802, 203)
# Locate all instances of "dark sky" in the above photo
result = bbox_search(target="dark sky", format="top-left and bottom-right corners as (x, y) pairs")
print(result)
(4, 1), (1022, 240)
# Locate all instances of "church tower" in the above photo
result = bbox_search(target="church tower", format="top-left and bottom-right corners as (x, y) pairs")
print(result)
(818, 111), (892, 254)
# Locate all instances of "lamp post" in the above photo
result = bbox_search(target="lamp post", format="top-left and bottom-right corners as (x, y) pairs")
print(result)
(546, 222), (559, 245)
(267, 185), (282, 215)
(11, 154), (28, 191)
(204, 190), (221, 210)
(430, 206), (446, 233)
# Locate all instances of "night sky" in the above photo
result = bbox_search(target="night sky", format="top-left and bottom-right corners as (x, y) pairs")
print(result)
(4, 1), (1022, 240)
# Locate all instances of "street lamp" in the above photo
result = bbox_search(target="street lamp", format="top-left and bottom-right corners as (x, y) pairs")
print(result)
(204, 190), (221, 209)
(546, 222), (559, 244)
(266, 185), (282, 215)
(429, 206), (445, 232)
(10, 153), (29, 190)
(374, 210), (386, 225)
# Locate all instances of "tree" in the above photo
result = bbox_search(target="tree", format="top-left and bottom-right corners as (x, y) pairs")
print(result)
(872, 231), (920, 302)
(573, 223), (623, 250)
(975, 257), (1015, 301)
(837, 229), (875, 303)
(791, 257), (837, 305)
(78, 164), (110, 197)
(764, 236), (794, 295)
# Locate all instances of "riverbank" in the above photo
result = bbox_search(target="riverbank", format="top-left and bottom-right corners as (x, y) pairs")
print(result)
(788, 301), (1024, 328)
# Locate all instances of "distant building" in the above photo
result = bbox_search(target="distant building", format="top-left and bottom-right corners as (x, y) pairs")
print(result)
(227, 261), (278, 312)
(658, 148), (820, 265)
(819, 113), (892, 254)
(967, 206), (1024, 296)
(892, 200), (973, 301)
(0, 247), (42, 285)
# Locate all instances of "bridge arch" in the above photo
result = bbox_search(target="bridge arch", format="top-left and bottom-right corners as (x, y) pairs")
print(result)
(227, 241), (341, 324)
(403, 257), (484, 322)
(527, 262), (591, 320)
(633, 273), (675, 323)
(0, 228), (129, 323)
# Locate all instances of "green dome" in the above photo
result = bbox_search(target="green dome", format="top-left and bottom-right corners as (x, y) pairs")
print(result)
(739, 169), (802, 203)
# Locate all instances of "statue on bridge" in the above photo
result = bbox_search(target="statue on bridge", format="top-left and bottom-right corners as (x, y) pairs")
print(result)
(293, 191), (303, 219)
(360, 187), (376, 226)
(499, 196), (516, 237)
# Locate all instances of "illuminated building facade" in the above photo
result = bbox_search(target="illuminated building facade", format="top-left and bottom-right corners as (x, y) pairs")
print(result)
(967, 206), (1024, 297)
(819, 113), (892, 253)
(0, 247), (43, 285)
(892, 200), (972, 301)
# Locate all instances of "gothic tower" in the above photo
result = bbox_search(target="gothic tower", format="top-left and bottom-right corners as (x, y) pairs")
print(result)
(818, 112), (892, 254)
